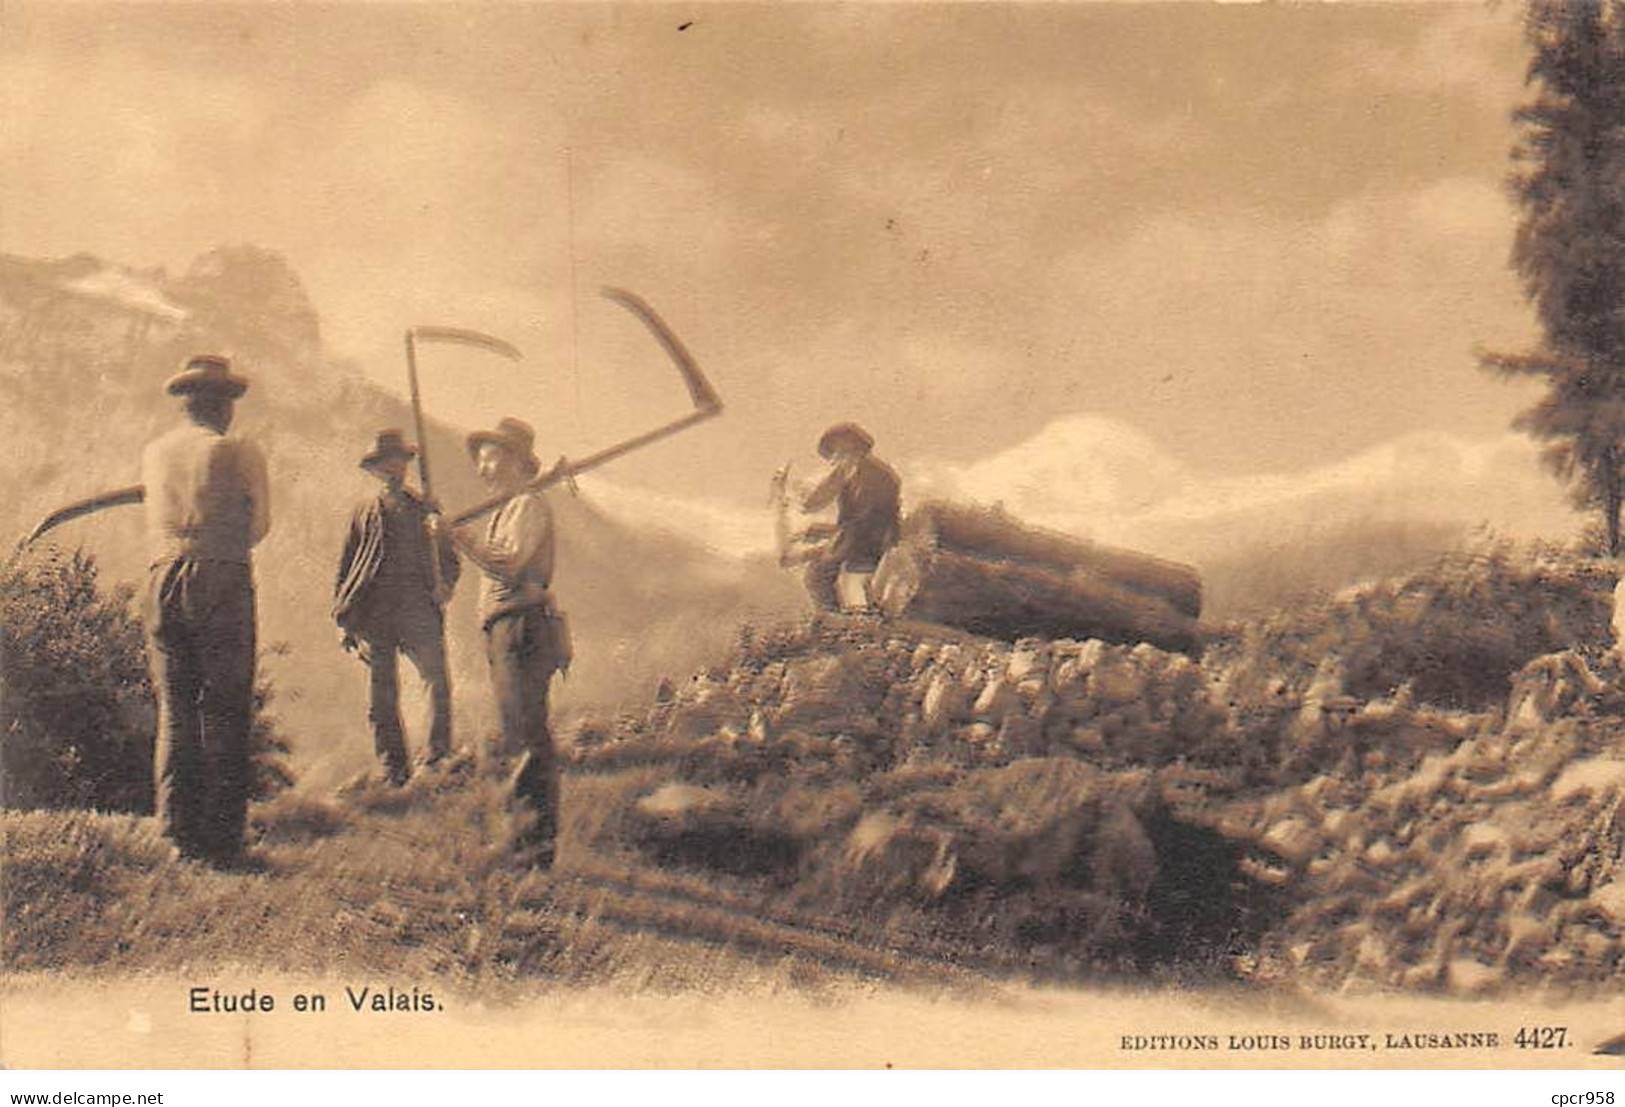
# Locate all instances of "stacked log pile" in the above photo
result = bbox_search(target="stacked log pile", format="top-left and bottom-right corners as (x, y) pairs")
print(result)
(871, 502), (1202, 654)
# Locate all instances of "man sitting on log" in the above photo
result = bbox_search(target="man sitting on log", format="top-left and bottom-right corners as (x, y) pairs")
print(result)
(796, 422), (902, 611)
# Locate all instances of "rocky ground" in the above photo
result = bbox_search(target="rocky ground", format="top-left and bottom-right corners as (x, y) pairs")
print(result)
(569, 541), (1625, 993)
(6, 542), (1622, 997)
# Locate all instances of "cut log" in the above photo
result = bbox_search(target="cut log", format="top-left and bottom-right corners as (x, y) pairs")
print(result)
(873, 540), (1201, 655)
(908, 501), (1202, 619)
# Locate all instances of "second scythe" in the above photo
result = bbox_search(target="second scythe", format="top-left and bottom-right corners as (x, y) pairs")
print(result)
(405, 325), (524, 602)
(405, 325), (525, 509)
(446, 287), (723, 526)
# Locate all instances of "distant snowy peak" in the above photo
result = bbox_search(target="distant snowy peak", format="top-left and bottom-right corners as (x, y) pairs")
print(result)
(908, 415), (1581, 559)
(57, 264), (189, 323)
(908, 414), (1190, 519)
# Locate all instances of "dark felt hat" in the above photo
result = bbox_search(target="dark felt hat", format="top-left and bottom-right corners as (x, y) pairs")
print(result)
(360, 429), (417, 469)
(817, 421), (875, 459)
(466, 416), (541, 476)
(165, 354), (249, 398)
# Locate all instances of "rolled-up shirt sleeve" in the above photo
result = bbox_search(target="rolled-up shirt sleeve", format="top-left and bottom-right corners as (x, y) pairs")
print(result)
(463, 492), (553, 586)
(489, 493), (551, 582)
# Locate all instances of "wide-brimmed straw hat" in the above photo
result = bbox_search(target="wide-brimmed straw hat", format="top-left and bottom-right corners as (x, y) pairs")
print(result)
(466, 416), (541, 476)
(165, 354), (249, 398)
(817, 421), (875, 459)
(360, 429), (417, 470)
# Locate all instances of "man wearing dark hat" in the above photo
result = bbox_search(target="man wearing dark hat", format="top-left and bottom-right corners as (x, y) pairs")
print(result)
(799, 422), (902, 611)
(429, 416), (568, 867)
(333, 430), (461, 785)
(141, 354), (270, 864)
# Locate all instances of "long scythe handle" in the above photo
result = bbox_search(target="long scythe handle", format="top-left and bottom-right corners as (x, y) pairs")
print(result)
(406, 324), (523, 603)
(405, 325), (524, 504)
(404, 329), (435, 503)
(448, 408), (720, 526)
(404, 328), (449, 604)
(447, 288), (723, 527)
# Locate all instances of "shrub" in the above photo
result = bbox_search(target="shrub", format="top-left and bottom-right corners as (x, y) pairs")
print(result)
(1206, 540), (1615, 711)
(0, 549), (292, 813)
(1, 551), (153, 812)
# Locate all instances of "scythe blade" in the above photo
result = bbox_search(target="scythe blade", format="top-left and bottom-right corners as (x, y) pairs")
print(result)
(16, 484), (146, 555)
(404, 324), (522, 602)
(600, 286), (721, 413)
(446, 288), (723, 526)
(409, 326), (524, 364)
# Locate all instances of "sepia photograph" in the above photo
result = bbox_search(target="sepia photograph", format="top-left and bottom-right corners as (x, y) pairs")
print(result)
(3, 0), (1625, 1080)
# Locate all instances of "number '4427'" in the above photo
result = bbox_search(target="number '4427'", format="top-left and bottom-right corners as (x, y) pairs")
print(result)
(1514, 1026), (1568, 1049)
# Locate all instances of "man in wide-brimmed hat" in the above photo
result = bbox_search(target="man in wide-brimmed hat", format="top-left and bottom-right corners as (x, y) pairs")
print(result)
(429, 416), (569, 868)
(141, 354), (270, 865)
(333, 429), (461, 785)
(797, 421), (901, 610)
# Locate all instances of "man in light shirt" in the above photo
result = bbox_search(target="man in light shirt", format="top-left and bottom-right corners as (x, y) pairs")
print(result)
(431, 416), (568, 869)
(141, 354), (270, 865)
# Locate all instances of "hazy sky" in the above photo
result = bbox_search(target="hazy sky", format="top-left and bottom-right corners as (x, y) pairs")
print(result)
(1, 1), (1552, 509)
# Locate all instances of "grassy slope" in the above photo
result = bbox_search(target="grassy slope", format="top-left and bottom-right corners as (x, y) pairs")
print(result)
(1, 755), (988, 996)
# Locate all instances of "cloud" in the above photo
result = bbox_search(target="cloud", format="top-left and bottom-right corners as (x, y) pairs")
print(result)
(0, 48), (270, 265)
(0, 4), (1549, 512)
(1331, 4), (1524, 99)
(1036, 175), (1539, 478)
(573, 152), (769, 282)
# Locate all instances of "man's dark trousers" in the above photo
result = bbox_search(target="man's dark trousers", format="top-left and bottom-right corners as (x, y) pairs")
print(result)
(363, 598), (452, 782)
(803, 551), (844, 611)
(146, 557), (256, 863)
(485, 607), (560, 863)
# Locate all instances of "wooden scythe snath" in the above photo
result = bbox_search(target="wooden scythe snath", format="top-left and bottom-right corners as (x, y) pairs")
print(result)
(405, 325), (523, 602)
(404, 325), (525, 509)
(447, 287), (724, 526)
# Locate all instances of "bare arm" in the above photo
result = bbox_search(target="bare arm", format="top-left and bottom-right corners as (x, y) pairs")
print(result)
(801, 465), (845, 512)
